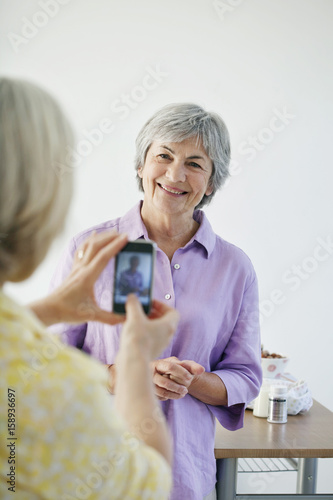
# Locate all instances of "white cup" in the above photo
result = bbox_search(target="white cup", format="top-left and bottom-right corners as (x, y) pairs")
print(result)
(253, 383), (270, 418)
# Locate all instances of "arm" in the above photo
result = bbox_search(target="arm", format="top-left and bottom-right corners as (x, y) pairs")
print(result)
(212, 276), (262, 407)
(115, 296), (180, 464)
(186, 370), (228, 406)
(206, 275), (262, 429)
(29, 231), (128, 327)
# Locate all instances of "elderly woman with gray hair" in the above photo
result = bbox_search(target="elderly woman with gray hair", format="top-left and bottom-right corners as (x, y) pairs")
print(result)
(51, 103), (262, 500)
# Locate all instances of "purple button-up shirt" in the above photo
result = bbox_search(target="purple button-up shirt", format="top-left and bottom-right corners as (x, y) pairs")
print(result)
(50, 202), (262, 500)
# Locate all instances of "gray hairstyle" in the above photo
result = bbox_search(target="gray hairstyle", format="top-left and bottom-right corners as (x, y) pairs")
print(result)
(134, 103), (231, 209)
(0, 78), (74, 283)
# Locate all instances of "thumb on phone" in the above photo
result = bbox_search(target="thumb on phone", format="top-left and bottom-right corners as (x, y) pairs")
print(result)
(125, 293), (145, 318)
(123, 294), (179, 360)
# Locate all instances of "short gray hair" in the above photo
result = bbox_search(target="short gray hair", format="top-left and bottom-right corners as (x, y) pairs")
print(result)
(0, 78), (74, 283)
(134, 103), (231, 209)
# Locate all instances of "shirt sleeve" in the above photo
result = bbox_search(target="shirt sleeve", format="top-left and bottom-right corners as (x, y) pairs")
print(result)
(209, 274), (262, 430)
(48, 237), (88, 348)
(16, 341), (172, 500)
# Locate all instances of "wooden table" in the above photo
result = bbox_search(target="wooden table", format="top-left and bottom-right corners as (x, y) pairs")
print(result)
(214, 400), (333, 500)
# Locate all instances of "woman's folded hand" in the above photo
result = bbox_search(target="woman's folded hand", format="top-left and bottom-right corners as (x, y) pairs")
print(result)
(151, 356), (205, 401)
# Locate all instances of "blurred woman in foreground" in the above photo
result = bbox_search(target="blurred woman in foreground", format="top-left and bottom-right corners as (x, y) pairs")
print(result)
(0, 77), (179, 499)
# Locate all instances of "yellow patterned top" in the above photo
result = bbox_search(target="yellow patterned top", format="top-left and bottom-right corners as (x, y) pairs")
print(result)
(0, 290), (171, 499)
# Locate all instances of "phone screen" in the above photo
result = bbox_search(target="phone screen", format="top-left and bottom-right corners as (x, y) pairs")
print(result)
(113, 240), (156, 314)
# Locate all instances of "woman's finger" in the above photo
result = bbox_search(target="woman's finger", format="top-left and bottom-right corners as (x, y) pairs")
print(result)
(92, 307), (126, 326)
(154, 384), (187, 400)
(124, 293), (145, 319)
(84, 233), (128, 282)
(75, 230), (121, 267)
(74, 240), (91, 267)
(75, 300), (126, 325)
(154, 359), (191, 384)
(149, 299), (174, 318)
(179, 360), (205, 376)
(85, 230), (121, 260)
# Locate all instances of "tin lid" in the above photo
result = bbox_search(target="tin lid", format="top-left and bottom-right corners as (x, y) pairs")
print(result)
(269, 385), (288, 397)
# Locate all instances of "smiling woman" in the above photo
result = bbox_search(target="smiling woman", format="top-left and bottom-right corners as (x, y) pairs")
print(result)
(50, 102), (262, 500)
(135, 103), (230, 209)
(140, 139), (213, 207)
(138, 137), (214, 255)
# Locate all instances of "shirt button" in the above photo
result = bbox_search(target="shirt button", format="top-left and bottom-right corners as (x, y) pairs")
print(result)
(174, 263), (180, 270)
(165, 294), (171, 300)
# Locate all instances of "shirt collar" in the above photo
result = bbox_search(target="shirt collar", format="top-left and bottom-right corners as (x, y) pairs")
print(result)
(119, 201), (216, 258)
(118, 201), (148, 240)
(190, 209), (216, 258)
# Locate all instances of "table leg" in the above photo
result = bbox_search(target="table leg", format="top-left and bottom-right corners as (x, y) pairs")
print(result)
(296, 457), (318, 494)
(216, 458), (237, 500)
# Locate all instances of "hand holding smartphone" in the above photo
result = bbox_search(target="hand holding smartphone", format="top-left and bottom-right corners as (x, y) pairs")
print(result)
(113, 240), (156, 314)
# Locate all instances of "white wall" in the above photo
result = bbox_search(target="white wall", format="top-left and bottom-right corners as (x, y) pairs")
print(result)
(1, 0), (332, 494)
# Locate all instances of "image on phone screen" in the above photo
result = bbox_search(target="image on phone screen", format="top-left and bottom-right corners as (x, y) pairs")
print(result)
(113, 241), (155, 314)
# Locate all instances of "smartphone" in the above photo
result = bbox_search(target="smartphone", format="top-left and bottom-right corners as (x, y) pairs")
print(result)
(112, 240), (156, 314)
